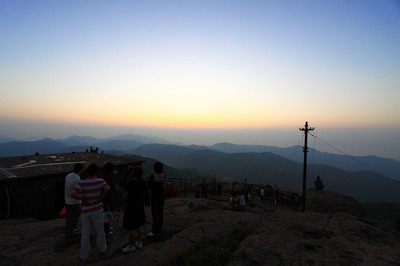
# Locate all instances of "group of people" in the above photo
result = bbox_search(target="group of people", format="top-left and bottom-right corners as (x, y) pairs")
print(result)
(196, 179), (222, 198)
(230, 185), (254, 209)
(64, 161), (166, 262)
(230, 192), (247, 209)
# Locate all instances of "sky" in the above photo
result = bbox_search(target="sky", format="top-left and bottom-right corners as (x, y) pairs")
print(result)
(0, 0), (399, 160)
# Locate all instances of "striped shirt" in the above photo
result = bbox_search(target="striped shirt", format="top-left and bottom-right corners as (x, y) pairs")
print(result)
(73, 176), (110, 216)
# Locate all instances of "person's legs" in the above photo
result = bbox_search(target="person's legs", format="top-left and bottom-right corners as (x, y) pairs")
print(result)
(104, 222), (110, 235)
(71, 204), (81, 230)
(65, 204), (74, 237)
(103, 205), (112, 235)
(80, 215), (91, 261)
(122, 230), (136, 252)
(128, 230), (135, 246)
(151, 202), (158, 233)
(157, 200), (164, 233)
(92, 212), (107, 254)
(66, 204), (81, 237)
(137, 226), (143, 244)
(152, 198), (164, 234)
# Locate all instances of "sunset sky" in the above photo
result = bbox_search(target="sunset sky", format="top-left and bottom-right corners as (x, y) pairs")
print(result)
(0, 1), (399, 160)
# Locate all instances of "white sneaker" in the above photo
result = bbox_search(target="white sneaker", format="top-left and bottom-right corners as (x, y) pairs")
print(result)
(147, 232), (155, 237)
(122, 245), (136, 253)
(135, 241), (143, 249)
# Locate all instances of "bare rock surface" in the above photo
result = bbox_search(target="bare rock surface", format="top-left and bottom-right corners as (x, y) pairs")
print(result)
(306, 188), (365, 217)
(1, 194), (400, 265)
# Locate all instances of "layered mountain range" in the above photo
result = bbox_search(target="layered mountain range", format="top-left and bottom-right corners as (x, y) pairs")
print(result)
(1, 134), (399, 203)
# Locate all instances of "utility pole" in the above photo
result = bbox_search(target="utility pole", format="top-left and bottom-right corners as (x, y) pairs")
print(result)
(299, 121), (314, 212)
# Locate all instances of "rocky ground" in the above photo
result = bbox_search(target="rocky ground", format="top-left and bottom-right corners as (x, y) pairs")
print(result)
(1, 190), (400, 265)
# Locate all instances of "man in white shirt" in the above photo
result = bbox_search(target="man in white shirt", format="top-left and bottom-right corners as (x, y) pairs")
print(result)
(64, 163), (84, 238)
(260, 188), (265, 201)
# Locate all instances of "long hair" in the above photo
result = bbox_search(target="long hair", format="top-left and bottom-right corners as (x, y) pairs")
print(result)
(153, 161), (163, 174)
(133, 167), (144, 180)
(87, 163), (98, 176)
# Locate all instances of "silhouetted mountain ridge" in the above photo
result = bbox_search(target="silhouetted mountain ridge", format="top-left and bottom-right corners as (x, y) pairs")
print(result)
(210, 142), (400, 181)
(1, 136), (400, 202)
(0, 138), (68, 157)
(129, 144), (400, 203)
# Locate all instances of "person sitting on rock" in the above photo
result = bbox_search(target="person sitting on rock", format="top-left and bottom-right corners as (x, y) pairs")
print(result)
(238, 193), (246, 209)
(314, 176), (324, 190)
(230, 194), (238, 209)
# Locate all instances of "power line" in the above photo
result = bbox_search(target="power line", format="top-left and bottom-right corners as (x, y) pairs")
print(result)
(278, 133), (304, 180)
(310, 133), (316, 178)
(309, 132), (390, 179)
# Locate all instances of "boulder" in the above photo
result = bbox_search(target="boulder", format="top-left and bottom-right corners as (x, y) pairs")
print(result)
(306, 188), (365, 217)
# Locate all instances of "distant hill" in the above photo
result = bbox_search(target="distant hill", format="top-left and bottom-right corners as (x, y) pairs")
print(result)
(0, 138), (68, 157)
(119, 154), (208, 179)
(0, 135), (176, 157)
(97, 140), (143, 151)
(210, 143), (400, 181)
(0, 136), (19, 144)
(129, 144), (400, 203)
(107, 134), (180, 145)
(60, 135), (105, 146)
(128, 143), (204, 165)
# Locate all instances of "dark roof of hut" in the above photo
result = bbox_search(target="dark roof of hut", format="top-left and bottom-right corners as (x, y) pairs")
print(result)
(0, 152), (144, 182)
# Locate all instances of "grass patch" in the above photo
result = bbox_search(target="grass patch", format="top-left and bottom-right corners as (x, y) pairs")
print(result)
(162, 220), (259, 266)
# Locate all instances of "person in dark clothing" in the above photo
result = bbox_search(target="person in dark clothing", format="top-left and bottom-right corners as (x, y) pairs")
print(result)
(217, 183), (222, 196)
(212, 180), (216, 196)
(314, 176), (324, 190)
(147, 161), (165, 237)
(201, 179), (208, 198)
(121, 166), (149, 252)
(200, 181), (205, 198)
(102, 162), (116, 235)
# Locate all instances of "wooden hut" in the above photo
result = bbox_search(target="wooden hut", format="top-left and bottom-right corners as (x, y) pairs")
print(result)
(0, 152), (144, 220)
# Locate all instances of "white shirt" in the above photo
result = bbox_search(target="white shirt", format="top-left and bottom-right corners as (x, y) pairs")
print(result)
(239, 195), (246, 206)
(65, 172), (81, 205)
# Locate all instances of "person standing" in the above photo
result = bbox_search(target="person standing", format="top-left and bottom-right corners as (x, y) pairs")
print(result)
(71, 163), (110, 262)
(147, 162), (165, 237)
(121, 166), (149, 252)
(102, 162), (116, 235)
(212, 180), (216, 196)
(217, 183), (222, 196)
(64, 163), (84, 238)
(260, 187), (265, 201)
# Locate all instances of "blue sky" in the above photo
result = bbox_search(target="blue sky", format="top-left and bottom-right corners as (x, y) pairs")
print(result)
(0, 0), (399, 160)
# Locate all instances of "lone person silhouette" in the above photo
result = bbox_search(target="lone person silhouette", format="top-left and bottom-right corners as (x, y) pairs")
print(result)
(314, 176), (324, 190)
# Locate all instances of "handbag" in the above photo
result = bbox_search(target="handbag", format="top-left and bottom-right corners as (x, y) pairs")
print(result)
(59, 206), (67, 217)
